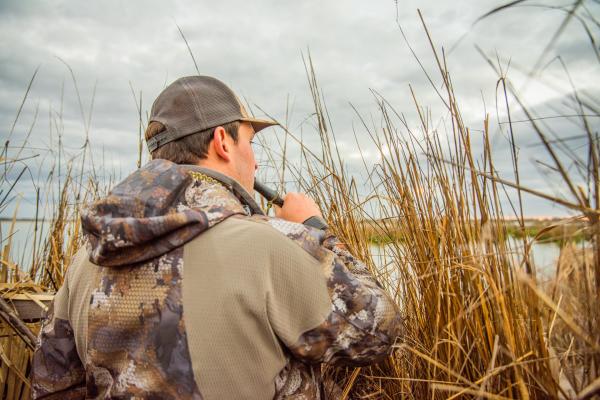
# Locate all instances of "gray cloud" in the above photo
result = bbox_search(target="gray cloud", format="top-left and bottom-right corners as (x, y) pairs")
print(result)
(1, 0), (598, 219)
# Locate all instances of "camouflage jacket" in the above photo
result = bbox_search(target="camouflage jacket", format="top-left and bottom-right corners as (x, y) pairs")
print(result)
(31, 159), (402, 399)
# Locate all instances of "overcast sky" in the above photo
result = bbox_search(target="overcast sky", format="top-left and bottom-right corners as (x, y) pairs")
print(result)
(1, 0), (599, 219)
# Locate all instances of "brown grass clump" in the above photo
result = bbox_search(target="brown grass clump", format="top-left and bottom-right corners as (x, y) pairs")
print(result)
(0, 67), (99, 397)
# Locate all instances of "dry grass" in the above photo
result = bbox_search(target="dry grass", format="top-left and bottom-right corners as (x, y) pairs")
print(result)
(255, 15), (599, 398)
(0, 67), (99, 398)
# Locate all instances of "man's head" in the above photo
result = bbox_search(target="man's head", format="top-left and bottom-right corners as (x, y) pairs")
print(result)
(145, 76), (276, 192)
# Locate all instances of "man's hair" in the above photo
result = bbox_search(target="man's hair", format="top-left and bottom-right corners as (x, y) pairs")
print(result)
(145, 120), (241, 164)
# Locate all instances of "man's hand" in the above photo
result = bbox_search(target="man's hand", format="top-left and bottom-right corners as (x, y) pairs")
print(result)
(274, 192), (323, 224)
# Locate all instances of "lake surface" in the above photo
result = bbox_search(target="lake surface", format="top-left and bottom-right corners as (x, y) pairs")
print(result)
(1, 220), (52, 270)
(369, 239), (564, 278)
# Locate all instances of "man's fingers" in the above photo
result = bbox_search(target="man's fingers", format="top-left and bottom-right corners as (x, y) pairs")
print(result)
(275, 192), (322, 223)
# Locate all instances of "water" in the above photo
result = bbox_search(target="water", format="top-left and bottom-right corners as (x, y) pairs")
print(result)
(369, 239), (564, 277)
(0, 220), (51, 270)
(507, 238), (562, 277)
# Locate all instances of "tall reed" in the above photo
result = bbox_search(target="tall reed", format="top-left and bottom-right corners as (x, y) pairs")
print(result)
(0, 65), (102, 398)
(256, 16), (599, 399)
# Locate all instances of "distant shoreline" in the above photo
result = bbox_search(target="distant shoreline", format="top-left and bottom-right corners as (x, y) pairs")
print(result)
(0, 218), (58, 223)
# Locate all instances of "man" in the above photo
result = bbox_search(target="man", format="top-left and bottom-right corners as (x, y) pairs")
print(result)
(31, 76), (402, 399)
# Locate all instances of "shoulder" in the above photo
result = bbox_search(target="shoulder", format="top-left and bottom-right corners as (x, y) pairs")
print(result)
(229, 215), (331, 263)
(64, 245), (103, 300)
(184, 216), (331, 284)
(200, 215), (332, 265)
(65, 246), (90, 285)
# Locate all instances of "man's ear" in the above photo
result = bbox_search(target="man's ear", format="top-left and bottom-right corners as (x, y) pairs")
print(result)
(212, 126), (231, 162)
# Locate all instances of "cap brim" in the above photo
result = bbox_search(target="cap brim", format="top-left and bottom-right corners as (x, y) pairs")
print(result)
(241, 117), (279, 133)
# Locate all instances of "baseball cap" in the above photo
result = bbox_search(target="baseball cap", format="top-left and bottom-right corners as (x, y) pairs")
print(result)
(147, 76), (277, 152)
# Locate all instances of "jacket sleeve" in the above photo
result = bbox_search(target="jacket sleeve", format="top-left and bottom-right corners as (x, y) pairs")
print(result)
(31, 274), (86, 399)
(266, 218), (403, 367)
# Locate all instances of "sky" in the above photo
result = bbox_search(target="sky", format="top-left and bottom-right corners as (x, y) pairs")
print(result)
(1, 0), (599, 220)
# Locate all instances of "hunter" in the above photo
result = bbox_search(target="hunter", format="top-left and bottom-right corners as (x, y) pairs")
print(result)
(31, 75), (402, 399)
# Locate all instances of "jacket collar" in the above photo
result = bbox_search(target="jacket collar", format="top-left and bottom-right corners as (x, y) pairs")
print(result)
(189, 166), (264, 216)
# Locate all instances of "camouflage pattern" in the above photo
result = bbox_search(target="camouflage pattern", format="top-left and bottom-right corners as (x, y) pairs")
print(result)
(274, 359), (322, 399)
(85, 246), (201, 399)
(274, 359), (344, 400)
(31, 305), (86, 399)
(80, 160), (254, 267)
(34, 160), (252, 399)
(32, 159), (401, 399)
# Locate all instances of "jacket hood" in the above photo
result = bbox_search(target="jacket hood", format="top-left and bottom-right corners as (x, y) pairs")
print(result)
(81, 159), (263, 267)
